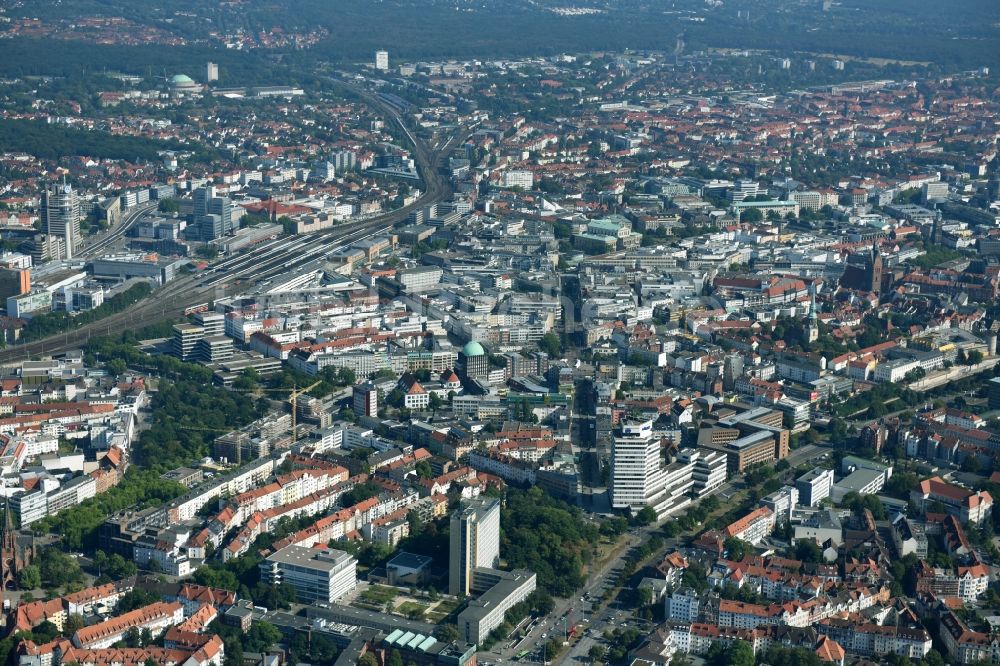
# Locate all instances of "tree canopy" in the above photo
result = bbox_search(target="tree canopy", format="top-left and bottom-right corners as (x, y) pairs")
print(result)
(501, 487), (599, 597)
(0, 119), (216, 163)
(34, 471), (186, 551)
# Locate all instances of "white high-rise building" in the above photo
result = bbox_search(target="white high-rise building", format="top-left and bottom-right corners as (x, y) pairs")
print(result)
(611, 421), (694, 518)
(41, 183), (80, 260)
(375, 50), (390, 72)
(206, 62), (219, 82)
(612, 421), (664, 510)
(449, 497), (501, 595)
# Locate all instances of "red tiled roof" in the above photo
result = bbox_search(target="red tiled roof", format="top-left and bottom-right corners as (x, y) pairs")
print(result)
(73, 601), (182, 647)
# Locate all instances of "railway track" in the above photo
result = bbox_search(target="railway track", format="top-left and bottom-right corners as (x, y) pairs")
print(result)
(0, 82), (468, 364)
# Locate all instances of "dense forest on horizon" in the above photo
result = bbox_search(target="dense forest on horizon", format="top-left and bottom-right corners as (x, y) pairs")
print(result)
(0, 0), (996, 78)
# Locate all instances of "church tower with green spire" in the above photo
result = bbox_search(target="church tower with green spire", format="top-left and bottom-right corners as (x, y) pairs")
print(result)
(807, 289), (819, 343)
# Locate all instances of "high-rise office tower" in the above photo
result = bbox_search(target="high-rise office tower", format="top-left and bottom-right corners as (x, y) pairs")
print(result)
(191, 186), (235, 241)
(41, 183), (80, 260)
(192, 184), (214, 217)
(172, 323), (205, 361)
(332, 150), (357, 172)
(375, 50), (389, 72)
(353, 383), (378, 418)
(206, 62), (219, 82)
(207, 196), (233, 230)
(449, 497), (501, 596)
(610, 420), (668, 511)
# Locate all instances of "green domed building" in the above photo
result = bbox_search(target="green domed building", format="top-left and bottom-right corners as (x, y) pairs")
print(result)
(461, 340), (486, 357)
(458, 340), (489, 381)
(169, 74), (203, 95)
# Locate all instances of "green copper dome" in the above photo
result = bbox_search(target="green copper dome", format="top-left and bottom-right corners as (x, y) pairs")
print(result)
(462, 341), (486, 357)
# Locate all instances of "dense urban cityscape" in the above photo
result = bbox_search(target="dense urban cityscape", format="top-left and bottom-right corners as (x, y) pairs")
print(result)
(1, 1), (1000, 666)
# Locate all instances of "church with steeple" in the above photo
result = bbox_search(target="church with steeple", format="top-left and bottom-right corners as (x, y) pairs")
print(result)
(1, 498), (34, 624)
(807, 289), (820, 343)
(839, 242), (885, 298)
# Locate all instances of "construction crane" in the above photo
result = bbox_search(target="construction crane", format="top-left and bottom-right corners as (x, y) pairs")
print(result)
(173, 383), (323, 472)
(287, 380), (323, 443)
(229, 380), (323, 443)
